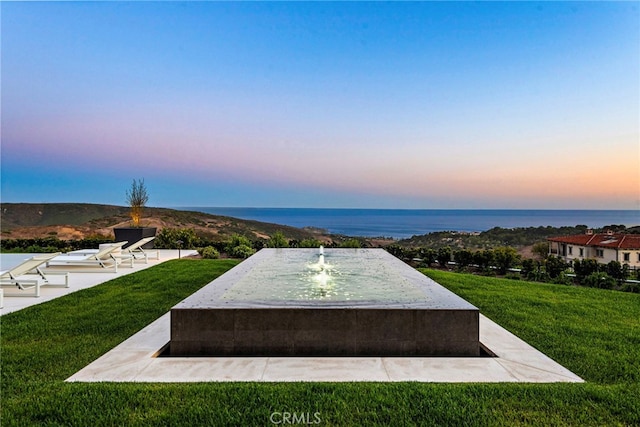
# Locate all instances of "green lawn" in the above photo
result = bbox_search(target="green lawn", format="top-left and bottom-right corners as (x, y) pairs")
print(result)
(2, 261), (639, 426)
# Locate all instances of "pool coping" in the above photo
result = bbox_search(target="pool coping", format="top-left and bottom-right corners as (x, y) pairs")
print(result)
(66, 313), (583, 383)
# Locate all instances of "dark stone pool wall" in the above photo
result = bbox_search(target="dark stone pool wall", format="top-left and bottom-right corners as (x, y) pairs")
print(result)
(169, 249), (480, 357)
(170, 307), (479, 356)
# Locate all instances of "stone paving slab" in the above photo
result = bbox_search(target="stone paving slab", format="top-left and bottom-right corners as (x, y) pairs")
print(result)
(382, 357), (519, 382)
(66, 314), (584, 383)
(138, 358), (271, 382)
(263, 358), (390, 382)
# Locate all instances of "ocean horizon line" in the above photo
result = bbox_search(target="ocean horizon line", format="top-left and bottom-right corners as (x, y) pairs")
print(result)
(173, 207), (639, 239)
(175, 207), (638, 212)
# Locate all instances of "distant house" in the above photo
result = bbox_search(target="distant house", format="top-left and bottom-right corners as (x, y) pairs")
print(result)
(548, 230), (640, 268)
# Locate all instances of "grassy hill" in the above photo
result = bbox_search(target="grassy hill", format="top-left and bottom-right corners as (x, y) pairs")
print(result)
(0, 203), (325, 243)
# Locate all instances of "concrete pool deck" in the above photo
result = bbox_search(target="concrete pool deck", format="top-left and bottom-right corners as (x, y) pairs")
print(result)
(67, 312), (583, 383)
(0, 250), (198, 315)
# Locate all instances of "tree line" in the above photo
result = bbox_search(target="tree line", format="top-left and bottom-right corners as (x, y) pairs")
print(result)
(396, 224), (640, 250)
(3, 228), (637, 292)
(0, 229), (362, 260)
(386, 244), (639, 293)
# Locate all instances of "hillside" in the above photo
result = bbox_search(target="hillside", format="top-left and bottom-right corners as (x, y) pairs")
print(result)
(0, 203), (327, 243)
(4, 203), (635, 249)
(1, 203), (129, 229)
(395, 224), (640, 250)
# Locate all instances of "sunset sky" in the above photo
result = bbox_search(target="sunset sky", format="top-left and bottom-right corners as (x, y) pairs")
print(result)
(2, 2), (638, 209)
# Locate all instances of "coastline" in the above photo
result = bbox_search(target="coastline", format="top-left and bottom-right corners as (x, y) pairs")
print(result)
(177, 207), (640, 239)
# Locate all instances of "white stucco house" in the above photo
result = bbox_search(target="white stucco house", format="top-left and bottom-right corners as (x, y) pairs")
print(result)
(548, 230), (640, 268)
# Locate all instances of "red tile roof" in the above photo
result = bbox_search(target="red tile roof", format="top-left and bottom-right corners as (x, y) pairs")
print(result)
(548, 234), (640, 250)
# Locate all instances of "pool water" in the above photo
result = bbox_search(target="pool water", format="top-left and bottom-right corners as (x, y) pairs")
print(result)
(221, 249), (429, 303)
(0, 253), (45, 271)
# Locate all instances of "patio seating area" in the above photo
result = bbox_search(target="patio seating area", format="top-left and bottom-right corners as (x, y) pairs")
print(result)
(1, 253), (70, 298)
(0, 249), (197, 315)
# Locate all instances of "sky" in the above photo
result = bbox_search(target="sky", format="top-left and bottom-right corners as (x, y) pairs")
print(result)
(1, 1), (639, 209)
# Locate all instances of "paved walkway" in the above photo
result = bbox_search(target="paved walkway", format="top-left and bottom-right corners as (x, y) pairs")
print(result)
(1, 250), (198, 315)
(67, 313), (584, 383)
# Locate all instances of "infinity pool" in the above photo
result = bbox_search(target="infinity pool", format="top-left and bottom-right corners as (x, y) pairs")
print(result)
(170, 248), (480, 356)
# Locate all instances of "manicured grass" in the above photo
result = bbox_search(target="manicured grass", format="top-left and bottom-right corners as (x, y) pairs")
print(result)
(2, 262), (639, 426)
(422, 269), (640, 385)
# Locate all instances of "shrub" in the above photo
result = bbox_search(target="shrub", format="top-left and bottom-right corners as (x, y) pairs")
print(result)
(504, 272), (521, 280)
(521, 259), (535, 275)
(339, 239), (362, 248)
(620, 282), (640, 293)
(26, 245), (62, 253)
(225, 234), (252, 251)
(125, 178), (149, 227)
(384, 244), (405, 258)
(583, 272), (616, 289)
(529, 270), (550, 282)
(522, 258), (550, 282)
(436, 247), (452, 267)
(1, 237), (112, 253)
(473, 250), (494, 270)
(225, 234), (256, 258)
(297, 238), (323, 248)
(552, 272), (573, 285)
(229, 244), (255, 259)
(573, 258), (600, 282)
(493, 247), (520, 275)
(155, 228), (198, 249)
(418, 248), (437, 266)
(544, 255), (568, 279)
(605, 261), (630, 284)
(266, 231), (289, 248)
(199, 246), (219, 259)
(531, 241), (549, 259)
(453, 249), (474, 268)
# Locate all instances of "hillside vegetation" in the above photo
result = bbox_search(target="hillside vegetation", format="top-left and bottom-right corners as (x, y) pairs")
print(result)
(1, 203), (129, 228)
(397, 224), (640, 250)
(0, 203), (324, 243)
(2, 203), (637, 251)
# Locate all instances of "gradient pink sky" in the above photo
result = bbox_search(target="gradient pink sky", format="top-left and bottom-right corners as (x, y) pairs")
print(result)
(2, 2), (638, 209)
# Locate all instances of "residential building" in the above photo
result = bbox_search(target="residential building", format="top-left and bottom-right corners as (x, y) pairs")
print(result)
(547, 231), (640, 268)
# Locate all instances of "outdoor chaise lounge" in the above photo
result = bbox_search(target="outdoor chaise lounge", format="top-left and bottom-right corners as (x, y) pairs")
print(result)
(68, 237), (158, 263)
(121, 237), (159, 262)
(67, 241), (128, 258)
(46, 243), (133, 272)
(0, 253), (70, 297)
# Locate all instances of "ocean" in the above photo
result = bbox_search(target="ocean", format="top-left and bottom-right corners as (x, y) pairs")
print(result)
(176, 208), (640, 240)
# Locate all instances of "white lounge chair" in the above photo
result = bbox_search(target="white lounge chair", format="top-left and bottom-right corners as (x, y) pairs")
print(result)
(67, 241), (128, 257)
(46, 243), (133, 272)
(0, 253), (70, 297)
(69, 238), (158, 263)
(121, 237), (158, 263)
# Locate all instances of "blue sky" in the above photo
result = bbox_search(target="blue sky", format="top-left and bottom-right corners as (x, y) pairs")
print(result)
(1, 2), (638, 209)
